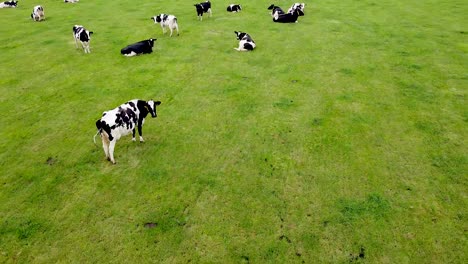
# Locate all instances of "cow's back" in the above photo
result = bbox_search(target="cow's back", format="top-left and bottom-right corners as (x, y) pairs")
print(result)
(99, 100), (141, 141)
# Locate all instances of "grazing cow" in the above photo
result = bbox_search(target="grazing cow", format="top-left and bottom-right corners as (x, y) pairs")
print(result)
(31, 5), (45, 21)
(64, 0), (79, 3)
(151, 14), (179, 37)
(73, 25), (93, 53)
(287, 3), (305, 15)
(94, 99), (162, 164)
(267, 4), (284, 17)
(234, 31), (256, 51)
(226, 4), (241, 12)
(0, 1), (18, 8)
(273, 8), (303, 23)
(120, 38), (156, 56)
(194, 1), (211, 21)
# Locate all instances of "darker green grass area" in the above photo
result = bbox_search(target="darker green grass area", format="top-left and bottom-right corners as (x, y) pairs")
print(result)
(0, 0), (467, 263)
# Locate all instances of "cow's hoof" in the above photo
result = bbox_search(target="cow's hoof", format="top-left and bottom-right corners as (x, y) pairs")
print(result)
(132, 138), (136, 142)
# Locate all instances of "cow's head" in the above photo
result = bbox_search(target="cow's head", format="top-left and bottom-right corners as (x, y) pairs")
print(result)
(267, 4), (276, 10)
(151, 15), (162, 23)
(147, 100), (161, 118)
(234, 31), (246, 41)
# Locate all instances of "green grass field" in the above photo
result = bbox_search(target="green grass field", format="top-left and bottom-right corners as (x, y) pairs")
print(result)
(0, 0), (466, 262)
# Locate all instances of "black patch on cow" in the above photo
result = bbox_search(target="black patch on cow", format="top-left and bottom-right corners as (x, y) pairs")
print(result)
(243, 43), (254, 51)
(163, 14), (168, 21)
(96, 119), (114, 141)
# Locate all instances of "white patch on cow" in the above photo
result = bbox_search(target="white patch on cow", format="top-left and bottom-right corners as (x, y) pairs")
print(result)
(288, 3), (305, 14)
(124, 51), (137, 57)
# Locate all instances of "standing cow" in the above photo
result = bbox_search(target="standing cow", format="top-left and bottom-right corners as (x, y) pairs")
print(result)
(31, 5), (45, 21)
(94, 99), (162, 164)
(151, 14), (179, 37)
(194, 1), (211, 21)
(73, 25), (93, 53)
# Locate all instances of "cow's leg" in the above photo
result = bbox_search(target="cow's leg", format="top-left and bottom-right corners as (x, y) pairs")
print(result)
(74, 35), (78, 48)
(80, 41), (86, 52)
(161, 24), (165, 35)
(169, 27), (173, 37)
(175, 24), (179, 36)
(108, 140), (117, 164)
(208, 8), (212, 17)
(137, 122), (144, 142)
(100, 133), (110, 160)
(132, 128), (136, 142)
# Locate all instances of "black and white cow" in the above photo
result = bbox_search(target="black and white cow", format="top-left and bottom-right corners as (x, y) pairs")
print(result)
(73, 25), (93, 53)
(94, 99), (162, 164)
(120, 38), (156, 56)
(194, 1), (211, 21)
(0, 1), (18, 8)
(64, 0), (79, 3)
(31, 5), (45, 21)
(287, 3), (305, 15)
(267, 4), (284, 17)
(226, 4), (241, 12)
(234, 31), (256, 51)
(273, 7), (303, 23)
(151, 14), (179, 37)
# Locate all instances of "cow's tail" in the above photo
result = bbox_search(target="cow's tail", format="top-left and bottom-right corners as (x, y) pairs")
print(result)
(93, 120), (102, 146)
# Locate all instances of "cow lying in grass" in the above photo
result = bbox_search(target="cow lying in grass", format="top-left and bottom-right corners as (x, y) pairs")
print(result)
(273, 7), (303, 23)
(151, 14), (179, 37)
(234, 31), (256, 51)
(31, 5), (45, 21)
(94, 99), (162, 164)
(121, 38), (156, 56)
(227, 4), (241, 12)
(0, 1), (18, 8)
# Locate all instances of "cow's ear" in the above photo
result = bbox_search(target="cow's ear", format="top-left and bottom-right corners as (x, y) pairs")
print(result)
(89, 31), (94, 35)
(155, 101), (161, 106)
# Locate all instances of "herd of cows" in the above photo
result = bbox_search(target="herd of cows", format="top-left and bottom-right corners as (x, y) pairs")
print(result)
(2, 0), (306, 164)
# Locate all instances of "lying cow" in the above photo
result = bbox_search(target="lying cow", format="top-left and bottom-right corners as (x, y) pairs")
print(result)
(73, 25), (93, 53)
(94, 99), (162, 164)
(273, 7), (303, 23)
(287, 3), (305, 15)
(0, 1), (18, 8)
(194, 1), (211, 21)
(226, 4), (241, 12)
(31, 5), (45, 21)
(151, 14), (179, 37)
(234, 31), (256, 51)
(120, 38), (156, 56)
(267, 4), (284, 17)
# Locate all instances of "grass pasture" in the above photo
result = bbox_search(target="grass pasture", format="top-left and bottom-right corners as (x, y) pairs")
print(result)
(0, 0), (467, 262)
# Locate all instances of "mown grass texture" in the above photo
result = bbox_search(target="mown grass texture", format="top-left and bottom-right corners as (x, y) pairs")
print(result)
(0, 0), (466, 263)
